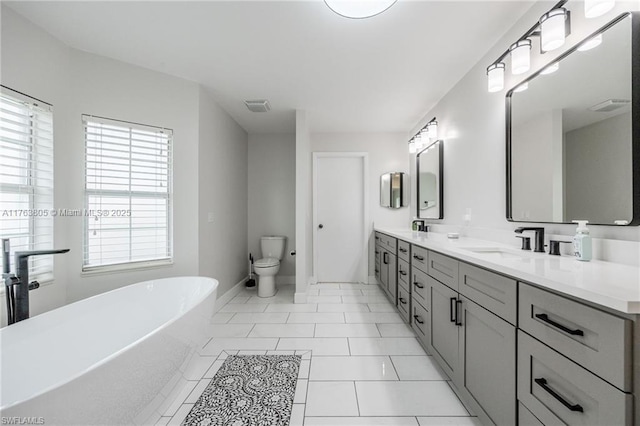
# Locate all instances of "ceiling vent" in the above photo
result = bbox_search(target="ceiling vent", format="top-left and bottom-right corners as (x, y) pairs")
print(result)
(244, 100), (271, 113)
(589, 99), (631, 112)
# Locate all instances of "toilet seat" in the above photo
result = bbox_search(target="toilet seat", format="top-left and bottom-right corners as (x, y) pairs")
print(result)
(255, 258), (279, 268)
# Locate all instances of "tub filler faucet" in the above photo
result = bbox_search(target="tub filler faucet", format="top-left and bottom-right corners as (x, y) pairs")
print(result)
(2, 238), (69, 325)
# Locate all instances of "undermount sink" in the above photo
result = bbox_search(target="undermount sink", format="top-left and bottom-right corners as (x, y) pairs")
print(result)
(460, 247), (527, 259)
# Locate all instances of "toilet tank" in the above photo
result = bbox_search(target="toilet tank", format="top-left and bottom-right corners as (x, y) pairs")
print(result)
(260, 236), (286, 260)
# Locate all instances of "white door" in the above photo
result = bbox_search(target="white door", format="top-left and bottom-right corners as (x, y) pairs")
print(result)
(314, 153), (367, 283)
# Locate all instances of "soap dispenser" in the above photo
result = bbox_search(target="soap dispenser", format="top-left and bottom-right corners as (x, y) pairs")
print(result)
(572, 220), (592, 262)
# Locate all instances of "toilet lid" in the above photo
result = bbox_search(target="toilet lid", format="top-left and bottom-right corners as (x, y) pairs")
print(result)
(255, 258), (279, 268)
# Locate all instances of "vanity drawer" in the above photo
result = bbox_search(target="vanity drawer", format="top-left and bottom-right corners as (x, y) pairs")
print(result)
(518, 402), (544, 426)
(459, 262), (517, 325)
(398, 258), (410, 287)
(397, 283), (411, 323)
(411, 297), (429, 344)
(519, 283), (632, 391)
(380, 234), (397, 252)
(411, 266), (429, 308)
(517, 331), (631, 426)
(397, 240), (410, 262)
(427, 251), (459, 291)
(411, 245), (428, 272)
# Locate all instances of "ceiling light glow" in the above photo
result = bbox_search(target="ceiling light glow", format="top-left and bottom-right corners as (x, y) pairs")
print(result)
(324, 0), (397, 19)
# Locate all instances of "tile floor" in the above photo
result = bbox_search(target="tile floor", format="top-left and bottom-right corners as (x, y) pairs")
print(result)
(155, 283), (482, 426)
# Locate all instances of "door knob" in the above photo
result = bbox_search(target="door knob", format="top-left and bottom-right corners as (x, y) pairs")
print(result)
(318, 224), (324, 229)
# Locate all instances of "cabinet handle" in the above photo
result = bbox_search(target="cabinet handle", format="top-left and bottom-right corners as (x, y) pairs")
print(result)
(399, 297), (407, 305)
(413, 315), (424, 324)
(375, 250), (379, 254)
(383, 252), (389, 265)
(399, 248), (408, 253)
(535, 313), (584, 336)
(413, 254), (425, 261)
(375, 236), (379, 240)
(455, 300), (462, 326)
(413, 281), (424, 289)
(399, 270), (407, 276)
(375, 269), (379, 273)
(534, 378), (584, 412)
(450, 297), (457, 322)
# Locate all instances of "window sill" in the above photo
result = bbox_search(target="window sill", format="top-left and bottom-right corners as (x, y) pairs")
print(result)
(81, 259), (174, 277)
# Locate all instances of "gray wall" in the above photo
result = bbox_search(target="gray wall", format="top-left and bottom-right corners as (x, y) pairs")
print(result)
(564, 112), (632, 224)
(248, 133), (296, 281)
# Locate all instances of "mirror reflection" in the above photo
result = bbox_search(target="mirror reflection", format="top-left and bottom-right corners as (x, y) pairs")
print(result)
(508, 14), (636, 225)
(380, 172), (408, 209)
(417, 141), (443, 219)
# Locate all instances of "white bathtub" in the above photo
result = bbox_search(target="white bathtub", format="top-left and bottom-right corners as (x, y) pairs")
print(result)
(0, 276), (218, 425)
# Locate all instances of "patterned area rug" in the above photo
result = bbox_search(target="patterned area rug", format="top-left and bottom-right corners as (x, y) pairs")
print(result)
(182, 355), (302, 426)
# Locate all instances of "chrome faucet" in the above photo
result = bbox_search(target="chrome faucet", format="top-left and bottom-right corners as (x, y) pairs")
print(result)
(514, 227), (545, 253)
(2, 238), (70, 325)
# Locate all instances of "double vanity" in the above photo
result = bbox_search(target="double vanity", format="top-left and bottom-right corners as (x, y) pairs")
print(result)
(374, 229), (639, 426)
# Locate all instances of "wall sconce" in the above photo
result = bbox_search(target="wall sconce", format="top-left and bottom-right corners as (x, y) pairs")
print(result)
(487, 63), (505, 92)
(577, 33), (603, 51)
(585, 0), (615, 18)
(510, 39), (532, 75)
(408, 117), (439, 153)
(485, 0), (575, 93)
(540, 8), (569, 51)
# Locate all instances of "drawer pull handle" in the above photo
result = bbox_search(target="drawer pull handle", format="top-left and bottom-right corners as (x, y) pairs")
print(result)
(375, 236), (379, 240)
(534, 378), (584, 413)
(375, 250), (379, 254)
(383, 252), (389, 265)
(455, 300), (462, 326)
(399, 270), (407, 276)
(399, 297), (407, 305)
(413, 315), (424, 324)
(413, 254), (425, 261)
(399, 248), (408, 253)
(535, 313), (584, 336)
(375, 269), (379, 273)
(450, 297), (457, 322)
(413, 281), (424, 289)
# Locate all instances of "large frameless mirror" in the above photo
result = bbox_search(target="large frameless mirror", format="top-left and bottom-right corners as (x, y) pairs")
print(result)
(507, 12), (639, 225)
(417, 140), (443, 219)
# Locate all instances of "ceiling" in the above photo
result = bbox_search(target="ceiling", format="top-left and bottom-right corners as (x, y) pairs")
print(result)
(6, 1), (534, 134)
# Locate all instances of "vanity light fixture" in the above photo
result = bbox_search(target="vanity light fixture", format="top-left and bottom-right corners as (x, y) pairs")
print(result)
(408, 117), (438, 153)
(585, 0), (615, 18)
(485, 0), (571, 93)
(510, 39), (532, 75)
(577, 33), (603, 51)
(324, 0), (397, 19)
(513, 82), (529, 93)
(487, 63), (505, 92)
(540, 62), (560, 75)
(540, 8), (569, 51)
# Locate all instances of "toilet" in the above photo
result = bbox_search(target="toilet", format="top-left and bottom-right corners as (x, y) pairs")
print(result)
(254, 235), (286, 298)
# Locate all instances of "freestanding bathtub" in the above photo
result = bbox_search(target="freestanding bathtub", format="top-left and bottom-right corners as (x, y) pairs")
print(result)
(0, 276), (218, 425)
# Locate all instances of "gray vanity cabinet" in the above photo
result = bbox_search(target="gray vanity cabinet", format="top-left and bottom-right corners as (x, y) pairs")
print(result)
(375, 232), (397, 304)
(457, 295), (516, 425)
(427, 275), (460, 381)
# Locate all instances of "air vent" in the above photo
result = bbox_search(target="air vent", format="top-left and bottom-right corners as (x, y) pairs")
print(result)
(244, 100), (271, 113)
(589, 99), (631, 112)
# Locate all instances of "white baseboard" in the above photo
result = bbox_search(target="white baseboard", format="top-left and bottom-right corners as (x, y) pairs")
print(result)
(294, 291), (308, 304)
(214, 276), (247, 313)
(276, 275), (295, 285)
(367, 275), (379, 285)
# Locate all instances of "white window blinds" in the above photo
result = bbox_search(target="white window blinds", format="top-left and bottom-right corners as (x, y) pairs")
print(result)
(0, 89), (54, 281)
(83, 115), (173, 271)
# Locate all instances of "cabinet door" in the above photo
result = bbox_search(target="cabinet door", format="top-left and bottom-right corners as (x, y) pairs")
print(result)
(428, 277), (459, 381)
(374, 246), (381, 283)
(388, 253), (397, 304)
(380, 249), (389, 295)
(458, 296), (516, 425)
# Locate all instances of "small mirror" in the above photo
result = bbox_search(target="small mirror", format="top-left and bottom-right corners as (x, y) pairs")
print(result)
(380, 172), (408, 209)
(507, 13), (638, 225)
(417, 141), (443, 219)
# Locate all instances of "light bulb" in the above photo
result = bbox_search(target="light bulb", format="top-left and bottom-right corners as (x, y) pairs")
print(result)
(428, 121), (438, 139)
(510, 39), (532, 75)
(513, 82), (529, 93)
(540, 62), (560, 75)
(585, 0), (615, 18)
(487, 63), (505, 93)
(577, 34), (603, 51)
(414, 134), (423, 149)
(540, 8), (568, 52)
(409, 140), (416, 154)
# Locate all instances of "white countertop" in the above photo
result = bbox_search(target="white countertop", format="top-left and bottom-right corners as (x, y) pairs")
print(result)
(376, 228), (640, 314)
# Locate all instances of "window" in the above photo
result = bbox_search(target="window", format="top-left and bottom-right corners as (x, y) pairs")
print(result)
(83, 115), (172, 271)
(0, 89), (54, 281)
